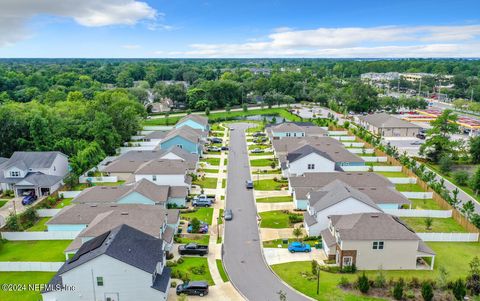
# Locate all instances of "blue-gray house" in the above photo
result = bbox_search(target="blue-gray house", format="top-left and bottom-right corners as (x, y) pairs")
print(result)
(175, 114), (210, 131)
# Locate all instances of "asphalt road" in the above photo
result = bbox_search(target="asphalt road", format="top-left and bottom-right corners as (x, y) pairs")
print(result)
(223, 123), (310, 301)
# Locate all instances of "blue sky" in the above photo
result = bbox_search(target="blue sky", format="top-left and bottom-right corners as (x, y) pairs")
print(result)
(0, 0), (479, 58)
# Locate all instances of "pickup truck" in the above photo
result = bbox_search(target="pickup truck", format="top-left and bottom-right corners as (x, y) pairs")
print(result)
(178, 243), (209, 256)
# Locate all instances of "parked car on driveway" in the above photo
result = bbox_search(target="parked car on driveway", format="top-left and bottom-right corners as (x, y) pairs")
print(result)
(416, 133), (426, 139)
(288, 242), (311, 253)
(224, 209), (233, 221)
(207, 146), (221, 152)
(192, 195), (213, 207)
(187, 222), (209, 234)
(221, 146), (229, 151)
(21, 192), (37, 206)
(210, 137), (222, 143)
(176, 281), (209, 297)
(251, 148), (264, 154)
(245, 180), (254, 189)
(178, 243), (209, 256)
(253, 132), (266, 137)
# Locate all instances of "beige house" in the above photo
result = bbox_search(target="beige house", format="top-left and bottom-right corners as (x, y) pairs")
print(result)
(357, 113), (421, 137)
(321, 213), (435, 270)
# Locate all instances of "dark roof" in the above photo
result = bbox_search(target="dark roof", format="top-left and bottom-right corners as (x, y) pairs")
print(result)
(287, 145), (335, 163)
(320, 229), (336, 247)
(56, 224), (165, 275)
(152, 267), (171, 292)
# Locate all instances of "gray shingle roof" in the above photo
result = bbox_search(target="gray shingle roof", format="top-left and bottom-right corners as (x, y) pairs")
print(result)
(320, 229), (336, 247)
(177, 114), (209, 127)
(134, 159), (189, 175)
(359, 113), (421, 129)
(329, 213), (421, 241)
(272, 136), (342, 155)
(286, 143), (363, 164)
(3, 151), (66, 169)
(16, 172), (63, 187)
(143, 130), (169, 140)
(290, 172), (392, 190)
(163, 126), (205, 144)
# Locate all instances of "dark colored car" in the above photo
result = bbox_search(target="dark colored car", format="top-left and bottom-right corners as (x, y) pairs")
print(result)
(416, 133), (426, 140)
(176, 281), (209, 297)
(253, 132), (266, 137)
(245, 180), (254, 189)
(224, 209), (233, 221)
(221, 146), (229, 151)
(178, 243), (209, 256)
(210, 137), (222, 143)
(21, 192), (37, 205)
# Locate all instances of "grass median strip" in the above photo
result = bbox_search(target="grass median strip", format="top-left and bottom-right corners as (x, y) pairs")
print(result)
(216, 259), (229, 282)
(250, 158), (276, 167)
(175, 234), (210, 245)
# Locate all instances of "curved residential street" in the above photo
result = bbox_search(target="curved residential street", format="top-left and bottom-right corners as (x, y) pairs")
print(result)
(223, 123), (310, 301)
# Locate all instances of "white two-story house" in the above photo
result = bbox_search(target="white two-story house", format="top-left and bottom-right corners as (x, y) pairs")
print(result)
(133, 159), (191, 188)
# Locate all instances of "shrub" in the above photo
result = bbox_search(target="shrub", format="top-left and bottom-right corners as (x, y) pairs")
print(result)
(191, 264), (206, 275)
(374, 268), (386, 288)
(177, 257), (184, 264)
(409, 277), (421, 289)
(357, 272), (370, 294)
(341, 264), (357, 274)
(453, 171), (470, 186)
(20, 207), (39, 229)
(439, 155), (453, 174)
(393, 278), (405, 300)
(339, 276), (350, 288)
(288, 214), (303, 224)
(452, 278), (466, 301)
(311, 260), (319, 275)
(166, 261), (177, 268)
(5, 213), (22, 231)
(166, 252), (174, 260)
(170, 281), (177, 288)
(421, 281), (434, 301)
(190, 217), (201, 233)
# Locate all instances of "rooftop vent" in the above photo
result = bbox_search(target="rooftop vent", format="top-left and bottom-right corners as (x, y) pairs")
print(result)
(121, 212), (129, 215)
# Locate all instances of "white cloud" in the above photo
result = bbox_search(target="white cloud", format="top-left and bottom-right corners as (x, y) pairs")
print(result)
(159, 24), (480, 58)
(122, 44), (141, 49)
(0, 0), (157, 46)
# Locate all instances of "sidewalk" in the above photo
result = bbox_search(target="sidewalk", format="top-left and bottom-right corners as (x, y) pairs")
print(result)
(256, 202), (294, 212)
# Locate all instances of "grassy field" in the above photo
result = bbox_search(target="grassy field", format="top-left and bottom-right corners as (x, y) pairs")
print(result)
(0, 272), (56, 301)
(70, 180), (125, 191)
(256, 196), (293, 203)
(180, 208), (214, 225)
(253, 179), (288, 191)
(0, 200), (8, 208)
(193, 177), (217, 189)
(171, 257), (214, 285)
(259, 211), (302, 228)
(54, 198), (73, 208)
(175, 235), (210, 245)
(250, 158), (276, 167)
(409, 198), (443, 210)
(0, 240), (71, 262)
(395, 183), (425, 192)
(26, 217), (50, 232)
(216, 259), (229, 282)
(400, 217), (467, 233)
(375, 171), (408, 178)
(201, 158), (220, 166)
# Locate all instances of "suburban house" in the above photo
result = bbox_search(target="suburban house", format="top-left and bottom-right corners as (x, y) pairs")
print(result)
(281, 144), (364, 176)
(357, 113), (422, 137)
(0, 151), (69, 197)
(303, 180), (383, 236)
(174, 114), (210, 131)
(142, 130), (169, 143)
(133, 159), (192, 187)
(272, 136), (343, 156)
(42, 224), (171, 301)
(159, 126), (206, 155)
(46, 204), (180, 253)
(101, 147), (197, 180)
(267, 122), (328, 139)
(72, 178), (189, 207)
(289, 172), (410, 210)
(321, 213), (435, 270)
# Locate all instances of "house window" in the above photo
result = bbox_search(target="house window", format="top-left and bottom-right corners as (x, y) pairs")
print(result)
(293, 133), (297, 137)
(176, 144), (183, 149)
(307, 164), (315, 170)
(372, 241), (384, 250)
(96, 277), (104, 286)
(343, 256), (353, 267)
(152, 175), (157, 181)
(10, 171), (20, 177)
(286, 133), (291, 137)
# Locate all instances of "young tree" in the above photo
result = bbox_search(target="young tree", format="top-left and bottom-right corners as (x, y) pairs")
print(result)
(467, 256), (480, 296)
(420, 110), (459, 163)
(393, 279), (404, 300)
(205, 107), (210, 116)
(470, 166), (480, 195)
(439, 155), (453, 174)
(190, 218), (201, 233)
(357, 272), (370, 294)
(242, 103), (248, 113)
(452, 278), (466, 301)
(421, 282), (434, 301)
(424, 217), (433, 230)
(292, 227), (303, 241)
(461, 201), (475, 220)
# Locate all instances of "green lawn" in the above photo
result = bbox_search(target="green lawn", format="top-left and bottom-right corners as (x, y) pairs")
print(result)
(256, 196), (293, 203)
(0, 272), (56, 301)
(201, 168), (219, 174)
(210, 123), (224, 131)
(259, 210), (302, 228)
(180, 208), (214, 225)
(0, 200), (8, 208)
(409, 198), (443, 210)
(0, 240), (71, 262)
(193, 177), (217, 189)
(248, 144), (271, 150)
(54, 198), (73, 208)
(218, 209), (224, 225)
(263, 238), (317, 248)
(70, 180), (125, 191)
(400, 217), (467, 233)
(375, 171), (408, 178)
(250, 152), (274, 157)
(250, 158), (276, 167)
(216, 259), (229, 282)
(201, 158), (220, 166)
(26, 217), (50, 232)
(175, 234), (210, 245)
(253, 179), (288, 191)
(171, 257), (214, 285)
(395, 183), (425, 192)
(252, 169), (282, 175)
(365, 162), (393, 166)
(222, 178), (226, 188)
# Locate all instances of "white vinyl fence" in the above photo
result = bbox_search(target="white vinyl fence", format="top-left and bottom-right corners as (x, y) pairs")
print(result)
(340, 166), (370, 172)
(124, 141), (159, 147)
(343, 142), (365, 147)
(330, 136), (356, 141)
(37, 209), (62, 217)
(388, 177), (417, 184)
(401, 192), (433, 199)
(347, 148), (375, 154)
(0, 262), (64, 272)
(372, 166), (402, 172)
(58, 191), (82, 198)
(383, 209), (452, 218)
(328, 130), (348, 136)
(1, 231), (81, 241)
(360, 156), (388, 162)
(79, 176), (118, 183)
(417, 232), (479, 242)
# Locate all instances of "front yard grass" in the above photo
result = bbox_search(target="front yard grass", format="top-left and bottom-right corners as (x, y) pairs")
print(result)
(400, 217), (467, 233)
(0, 272), (56, 301)
(409, 198), (443, 210)
(0, 200), (8, 208)
(201, 168), (219, 174)
(395, 183), (425, 192)
(26, 217), (50, 232)
(70, 180), (125, 191)
(54, 198), (72, 208)
(256, 196), (293, 203)
(201, 158), (220, 166)
(0, 240), (71, 262)
(171, 257), (214, 285)
(250, 152), (274, 156)
(193, 177), (217, 189)
(253, 179), (288, 191)
(216, 259), (229, 282)
(180, 208), (214, 225)
(259, 210), (303, 228)
(248, 144), (270, 150)
(222, 178), (226, 188)
(218, 209), (224, 225)
(250, 158), (277, 167)
(175, 234), (210, 245)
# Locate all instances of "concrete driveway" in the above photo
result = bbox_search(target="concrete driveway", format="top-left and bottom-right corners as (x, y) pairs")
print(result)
(223, 123), (310, 301)
(263, 248), (327, 265)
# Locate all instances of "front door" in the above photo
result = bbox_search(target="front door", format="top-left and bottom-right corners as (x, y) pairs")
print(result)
(105, 293), (119, 301)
